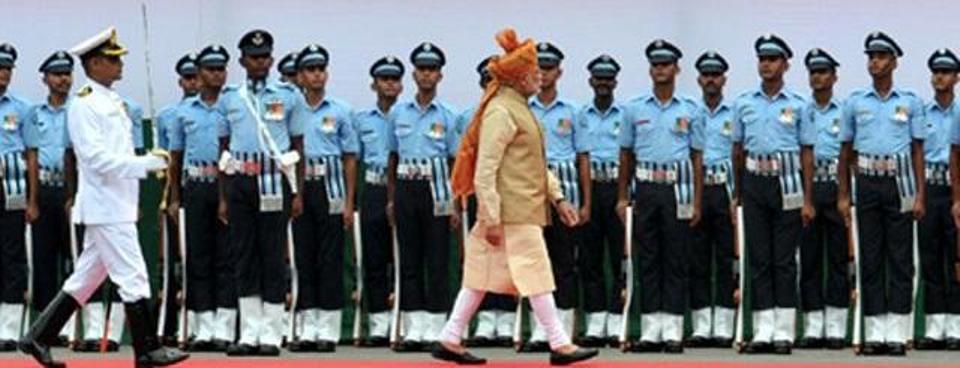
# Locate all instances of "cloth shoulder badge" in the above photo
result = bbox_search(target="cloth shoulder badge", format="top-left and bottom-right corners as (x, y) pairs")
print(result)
(557, 118), (572, 134)
(321, 116), (336, 133)
(779, 106), (795, 125)
(893, 105), (909, 123)
(2, 113), (16, 131)
(265, 99), (285, 121)
(430, 121), (445, 139)
(674, 116), (689, 134)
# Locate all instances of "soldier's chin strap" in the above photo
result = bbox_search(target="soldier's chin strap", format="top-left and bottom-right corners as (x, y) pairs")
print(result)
(237, 83), (300, 194)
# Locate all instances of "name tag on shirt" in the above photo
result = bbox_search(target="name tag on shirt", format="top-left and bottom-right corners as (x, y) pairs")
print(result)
(264, 100), (285, 121)
(3, 114), (17, 131)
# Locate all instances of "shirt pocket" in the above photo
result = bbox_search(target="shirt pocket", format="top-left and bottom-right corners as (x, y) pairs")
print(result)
(360, 128), (378, 144)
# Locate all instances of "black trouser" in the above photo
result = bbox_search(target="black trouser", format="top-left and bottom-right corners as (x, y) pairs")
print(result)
(581, 182), (624, 314)
(634, 182), (688, 315)
(743, 174), (800, 311)
(184, 181), (234, 312)
(362, 184), (392, 314)
(854, 175), (913, 316)
(292, 180), (344, 311)
(920, 184), (960, 315)
(464, 196), (517, 313)
(0, 190), (27, 304)
(227, 176), (289, 304)
(690, 184), (735, 311)
(800, 182), (848, 311)
(544, 212), (579, 310)
(395, 180), (450, 313)
(31, 185), (70, 312)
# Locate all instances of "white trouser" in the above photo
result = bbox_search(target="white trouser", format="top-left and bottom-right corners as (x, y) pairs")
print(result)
(63, 223), (151, 303)
(441, 289), (571, 350)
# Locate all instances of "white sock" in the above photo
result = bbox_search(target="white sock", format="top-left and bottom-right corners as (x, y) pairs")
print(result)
(885, 313), (908, 344)
(752, 309), (774, 343)
(691, 307), (712, 338)
(439, 288), (484, 345)
(946, 314), (960, 339)
(803, 310), (824, 339)
(108, 303), (125, 343)
(195, 310), (216, 342)
(864, 315), (886, 343)
(528, 292), (571, 350)
(238, 296), (263, 345)
(640, 313), (662, 343)
(368, 312), (390, 338)
(825, 306), (848, 339)
(661, 313), (683, 342)
(473, 311), (496, 339)
(585, 312), (607, 338)
(606, 314), (623, 340)
(714, 308), (735, 339)
(82, 302), (104, 341)
(301, 309), (319, 341)
(925, 313), (945, 340)
(773, 307), (795, 342)
(318, 310), (343, 343)
(260, 303), (285, 346)
(496, 312), (516, 338)
(215, 308), (237, 342)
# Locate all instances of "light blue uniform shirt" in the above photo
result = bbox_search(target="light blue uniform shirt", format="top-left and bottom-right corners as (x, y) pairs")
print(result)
(217, 81), (307, 154)
(0, 93), (32, 155)
(155, 100), (187, 150)
(925, 99), (959, 164)
(23, 99), (69, 170)
(387, 99), (459, 159)
(354, 106), (393, 168)
(169, 95), (224, 163)
(840, 88), (926, 155)
(732, 87), (815, 154)
(530, 97), (589, 162)
(809, 98), (843, 160)
(618, 94), (704, 163)
(697, 100), (735, 167)
(580, 102), (624, 163)
(302, 96), (358, 157)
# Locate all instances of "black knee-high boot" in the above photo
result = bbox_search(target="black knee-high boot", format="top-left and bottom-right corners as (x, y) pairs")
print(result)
(19, 291), (80, 368)
(125, 299), (189, 368)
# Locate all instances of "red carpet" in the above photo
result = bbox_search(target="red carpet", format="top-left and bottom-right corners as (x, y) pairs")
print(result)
(2, 360), (956, 368)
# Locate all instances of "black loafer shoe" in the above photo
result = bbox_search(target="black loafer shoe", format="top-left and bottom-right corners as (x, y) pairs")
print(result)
(628, 340), (664, 353)
(825, 338), (845, 350)
(860, 342), (886, 356)
(773, 340), (792, 355)
(946, 338), (960, 351)
(914, 337), (944, 350)
(431, 342), (487, 365)
(664, 340), (684, 354)
(886, 342), (906, 356)
(316, 341), (336, 353)
(225, 343), (258, 356)
(713, 337), (733, 349)
(519, 341), (549, 353)
(550, 347), (598, 366)
(794, 337), (823, 349)
(743, 341), (773, 354)
(685, 335), (712, 348)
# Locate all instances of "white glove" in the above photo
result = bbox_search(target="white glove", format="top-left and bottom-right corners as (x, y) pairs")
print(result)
(142, 155), (168, 172)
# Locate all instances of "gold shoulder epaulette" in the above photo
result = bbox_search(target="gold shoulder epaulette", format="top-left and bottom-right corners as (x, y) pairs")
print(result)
(76, 85), (93, 98)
